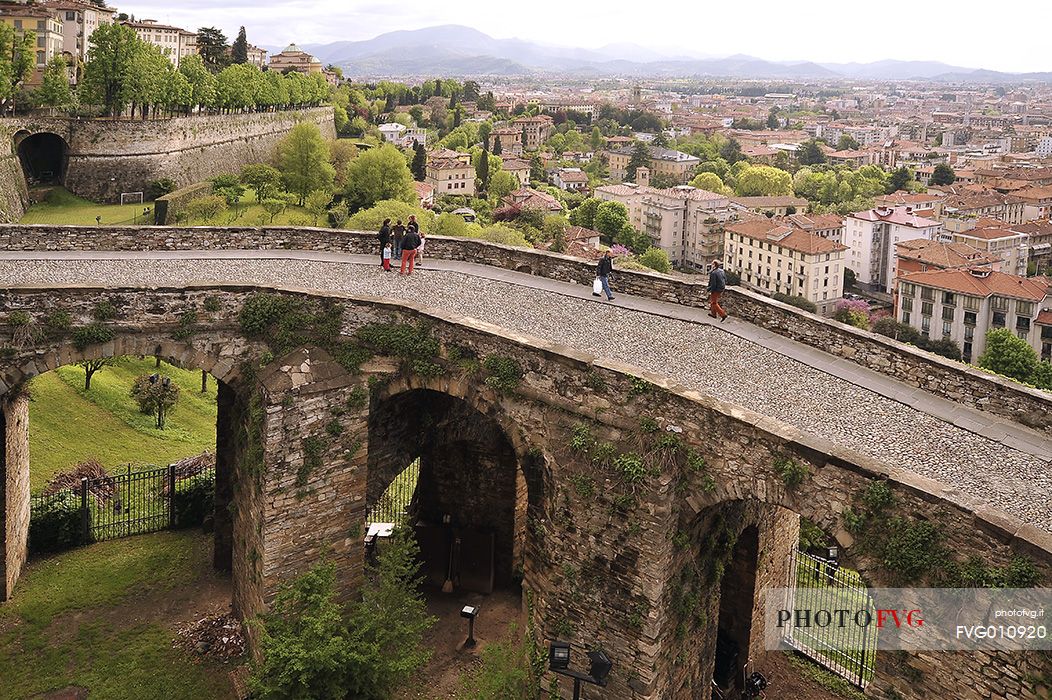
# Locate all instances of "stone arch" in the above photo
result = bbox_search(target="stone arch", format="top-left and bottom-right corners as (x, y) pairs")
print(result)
(15, 131), (69, 186)
(368, 375), (543, 589)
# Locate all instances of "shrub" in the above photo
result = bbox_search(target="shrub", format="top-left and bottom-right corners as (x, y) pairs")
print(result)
(29, 492), (84, 553)
(130, 374), (180, 428)
(772, 292), (817, 313)
(72, 322), (114, 350)
(638, 247), (672, 274)
(172, 478), (213, 528)
(458, 626), (534, 700)
(774, 457), (808, 489)
(146, 178), (177, 201)
(482, 355), (523, 393)
(925, 337), (962, 362)
(185, 194), (227, 223)
(978, 327), (1040, 384)
(872, 316), (925, 346)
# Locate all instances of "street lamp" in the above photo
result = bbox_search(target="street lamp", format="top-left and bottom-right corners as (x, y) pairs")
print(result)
(548, 641), (612, 699)
(460, 605), (479, 648)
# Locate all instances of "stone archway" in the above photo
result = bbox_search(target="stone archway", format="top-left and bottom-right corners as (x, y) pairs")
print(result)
(15, 131), (69, 185)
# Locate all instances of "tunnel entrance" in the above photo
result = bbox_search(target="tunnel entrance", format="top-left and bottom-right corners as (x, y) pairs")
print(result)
(16, 132), (68, 185)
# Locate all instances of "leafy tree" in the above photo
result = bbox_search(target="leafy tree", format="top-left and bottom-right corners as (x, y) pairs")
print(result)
(34, 55), (73, 114)
(211, 173), (246, 207)
(240, 163), (282, 202)
(978, 328), (1040, 383)
(638, 247), (671, 273)
(178, 55), (217, 112)
(276, 122), (336, 206)
(718, 137), (744, 164)
(887, 166), (913, 194)
(477, 224), (529, 247)
(477, 145), (491, 193)
(767, 108), (780, 130)
(594, 200), (630, 240)
(797, 139), (827, 166)
(186, 194), (227, 222)
(410, 141), (427, 181)
(77, 358), (113, 391)
(261, 198), (289, 224)
(304, 190), (333, 226)
(146, 178), (177, 200)
(488, 170), (519, 201)
(330, 140), (359, 189)
(833, 299), (871, 330)
(626, 141), (650, 182)
(930, 164), (956, 186)
(837, 134), (861, 151)
(734, 164), (793, 197)
(130, 374), (180, 429)
(652, 131), (670, 147)
(231, 26), (248, 64)
(568, 197), (601, 229)
(431, 211), (475, 237)
(690, 172), (732, 196)
(80, 23), (139, 116)
(196, 27), (230, 73)
(345, 200), (433, 232)
(343, 145), (415, 213)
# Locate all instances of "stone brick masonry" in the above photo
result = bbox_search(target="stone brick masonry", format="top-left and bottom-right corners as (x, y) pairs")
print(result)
(0, 284), (1048, 698)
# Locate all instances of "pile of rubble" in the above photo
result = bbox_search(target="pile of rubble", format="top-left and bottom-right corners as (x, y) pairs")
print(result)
(174, 610), (245, 662)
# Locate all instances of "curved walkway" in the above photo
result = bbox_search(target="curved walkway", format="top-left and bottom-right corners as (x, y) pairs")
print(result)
(1, 249), (1049, 532)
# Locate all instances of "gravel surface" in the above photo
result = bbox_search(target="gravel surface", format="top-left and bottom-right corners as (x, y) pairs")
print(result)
(3, 257), (1050, 530)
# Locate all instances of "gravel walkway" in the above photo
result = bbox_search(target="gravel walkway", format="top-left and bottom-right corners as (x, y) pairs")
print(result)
(3, 257), (1050, 531)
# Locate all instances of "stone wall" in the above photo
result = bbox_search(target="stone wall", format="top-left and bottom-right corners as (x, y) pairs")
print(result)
(1, 393), (29, 600)
(154, 182), (213, 225)
(0, 224), (1046, 434)
(0, 284), (1049, 698)
(0, 109), (334, 202)
(0, 154), (28, 224)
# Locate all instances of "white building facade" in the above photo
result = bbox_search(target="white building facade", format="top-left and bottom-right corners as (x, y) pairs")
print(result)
(844, 206), (942, 292)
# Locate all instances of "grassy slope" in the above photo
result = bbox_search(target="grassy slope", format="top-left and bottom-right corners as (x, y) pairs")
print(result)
(29, 358), (217, 492)
(0, 531), (234, 699)
(20, 186), (317, 227)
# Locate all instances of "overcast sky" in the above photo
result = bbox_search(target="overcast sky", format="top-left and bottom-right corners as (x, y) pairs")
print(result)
(122, 0), (1049, 73)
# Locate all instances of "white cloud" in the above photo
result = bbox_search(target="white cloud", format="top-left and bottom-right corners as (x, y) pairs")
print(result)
(120, 0), (1050, 72)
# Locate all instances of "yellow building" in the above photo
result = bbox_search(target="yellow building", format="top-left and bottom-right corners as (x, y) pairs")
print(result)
(42, 0), (115, 81)
(268, 43), (322, 74)
(607, 144), (700, 184)
(0, 4), (64, 85)
(425, 149), (475, 197)
(511, 115), (554, 151)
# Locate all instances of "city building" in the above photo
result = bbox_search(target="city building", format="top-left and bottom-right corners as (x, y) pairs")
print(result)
(730, 196), (809, 217)
(724, 217), (848, 315)
(551, 168), (589, 192)
(377, 122), (427, 149)
(121, 19), (195, 68)
(488, 127), (523, 156)
(606, 145), (700, 184)
(425, 150), (475, 197)
(948, 225), (1029, 276)
(413, 181), (434, 209)
(42, 0), (115, 80)
(1010, 220), (1052, 274)
(0, 3), (64, 84)
(502, 187), (563, 212)
(595, 179), (736, 267)
(896, 269), (1051, 363)
(893, 239), (1000, 284)
(785, 213), (845, 243)
(511, 115), (554, 151)
(268, 43), (322, 74)
(1016, 186), (1052, 221)
(844, 206), (943, 293)
(246, 44), (267, 68)
(500, 158), (531, 187)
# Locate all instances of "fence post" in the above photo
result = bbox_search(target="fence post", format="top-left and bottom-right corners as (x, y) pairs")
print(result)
(168, 464), (177, 529)
(80, 477), (89, 545)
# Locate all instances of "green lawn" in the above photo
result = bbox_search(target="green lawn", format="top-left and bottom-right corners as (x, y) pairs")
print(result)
(0, 530), (236, 699)
(29, 358), (217, 492)
(19, 186), (320, 227)
(19, 188), (152, 226)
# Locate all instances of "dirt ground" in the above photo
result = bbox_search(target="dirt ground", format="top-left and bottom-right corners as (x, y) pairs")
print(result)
(751, 651), (860, 700)
(396, 585), (526, 700)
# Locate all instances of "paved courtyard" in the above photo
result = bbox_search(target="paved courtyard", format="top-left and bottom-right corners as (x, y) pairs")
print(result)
(1, 250), (1049, 531)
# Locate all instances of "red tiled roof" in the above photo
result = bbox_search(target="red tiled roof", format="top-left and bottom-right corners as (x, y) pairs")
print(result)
(727, 218), (848, 255)
(953, 227), (1025, 241)
(850, 207), (941, 228)
(899, 269), (1049, 300)
(894, 239), (997, 268)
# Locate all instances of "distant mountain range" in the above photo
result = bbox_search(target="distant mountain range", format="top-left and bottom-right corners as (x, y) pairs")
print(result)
(262, 25), (1051, 82)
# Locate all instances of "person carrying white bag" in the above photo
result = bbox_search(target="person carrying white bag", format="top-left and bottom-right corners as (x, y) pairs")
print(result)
(593, 250), (615, 301)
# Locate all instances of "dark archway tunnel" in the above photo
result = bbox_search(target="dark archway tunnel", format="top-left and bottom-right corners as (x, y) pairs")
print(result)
(16, 132), (68, 185)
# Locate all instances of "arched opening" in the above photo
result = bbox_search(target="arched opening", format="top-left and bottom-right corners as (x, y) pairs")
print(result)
(713, 524), (760, 694)
(367, 388), (528, 593)
(16, 132), (68, 185)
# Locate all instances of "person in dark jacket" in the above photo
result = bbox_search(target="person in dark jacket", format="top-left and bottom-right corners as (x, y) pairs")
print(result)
(596, 250), (615, 301)
(392, 219), (406, 258)
(377, 219), (392, 267)
(400, 226), (422, 275)
(708, 259), (728, 321)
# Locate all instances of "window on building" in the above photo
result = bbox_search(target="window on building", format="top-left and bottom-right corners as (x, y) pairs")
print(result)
(66, 10), (76, 20)
(921, 316), (931, 334)
(1016, 300), (1034, 317)
(901, 296), (912, 312)
(991, 296), (1009, 311)
(1017, 316), (1031, 334)
(964, 311), (976, 326)
(962, 295), (979, 311)
(942, 292), (955, 305)
(941, 306), (954, 322)
(963, 342), (972, 362)
(921, 301), (933, 316)
(921, 287), (934, 301)
(992, 311), (1006, 328)
(902, 310), (911, 324)
(942, 321), (952, 337)
(964, 325), (974, 341)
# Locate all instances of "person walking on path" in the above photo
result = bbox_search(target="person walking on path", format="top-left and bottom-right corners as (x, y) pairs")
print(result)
(400, 224), (422, 275)
(377, 218), (392, 267)
(708, 259), (728, 321)
(392, 219), (406, 258)
(596, 250), (615, 301)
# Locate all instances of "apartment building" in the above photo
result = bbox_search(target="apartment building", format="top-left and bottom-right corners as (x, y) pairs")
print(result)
(725, 217), (848, 315)
(785, 213), (845, 243)
(425, 150), (475, 197)
(1016, 186), (1052, 221)
(595, 180), (735, 268)
(500, 158), (530, 187)
(0, 4), (64, 84)
(1010, 220), (1052, 274)
(489, 127), (524, 156)
(42, 0), (114, 79)
(246, 44), (267, 68)
(948, 225), (1029, 276)
(511, 115), (554, 151)
(122, 19), (195, 68)
(844, 206), (943, 292)
(552, 168), (589, 192)
(378, 122), (427, 148)
(606, 144), (701, 184)
(896, 269), (1051, 363)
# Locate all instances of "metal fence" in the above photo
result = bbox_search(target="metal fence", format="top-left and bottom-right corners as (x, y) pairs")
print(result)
(782, 550), (878, 688)
(29, 464), (215, 549)
(367, 460), (419, 526)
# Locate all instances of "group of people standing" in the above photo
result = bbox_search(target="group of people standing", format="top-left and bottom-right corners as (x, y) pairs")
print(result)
(377, 216), (424, 275)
